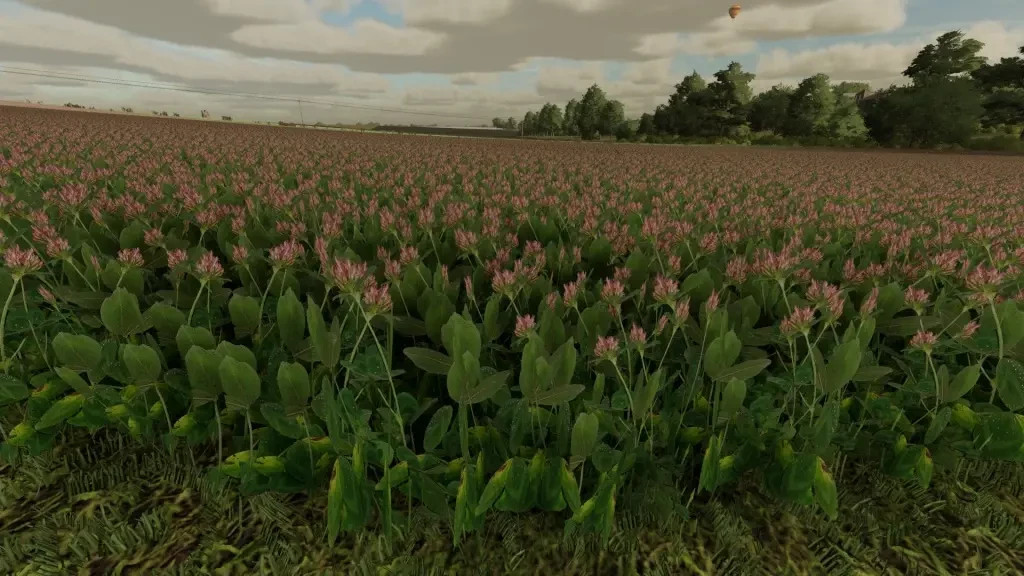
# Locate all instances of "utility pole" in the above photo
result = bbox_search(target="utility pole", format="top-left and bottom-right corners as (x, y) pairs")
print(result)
(297, 99), (305, 127)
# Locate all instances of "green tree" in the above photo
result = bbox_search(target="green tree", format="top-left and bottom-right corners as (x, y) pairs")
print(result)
(829, 87), (868, 140)
(972, 45), (1024, 138)
(577, 84), (608, 140)
(536, 103), (563, 136)
(599, 100), (625, 136)
(522, 110), (538, 136)
(749, 84), (793, 134)
(665, 71), (708, 135)
(904, 30), (987, 81)
(637, 112), (655, 135)
(562, 99), (580, 136)
(786, 74), (836, 137)
(863, 77), (983, 147)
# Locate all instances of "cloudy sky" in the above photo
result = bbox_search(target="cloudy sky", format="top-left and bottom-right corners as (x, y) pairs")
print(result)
(1, 0), (1022, 125)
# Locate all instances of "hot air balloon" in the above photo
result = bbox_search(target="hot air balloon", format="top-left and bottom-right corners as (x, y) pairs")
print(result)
(729, 4), (741, 19)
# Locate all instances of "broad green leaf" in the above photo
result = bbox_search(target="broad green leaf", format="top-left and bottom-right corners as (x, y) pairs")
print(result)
(713, 358), (770, 382)
(464, 369), (509, 405)
(423, 405), (453, 452)
(0, 374), (29, 406)
(219, 356), (262, 411)
(996, 301), (1024, 349)
(403, 347), (452, 375)
(327, 458), (344, 544)
(307, 297), (340, 369)
(940, 364), (980, 403)
(570, 412), (599, 463)
(551, 338), (577, 389)
(145, 303), (185, 336)
(228, 294), (261, 332)
(100, 288), (145, 337)
(698, 434), (721, 493)
(813, 458), (838, 520)
(852, 365), (892, 382)
(52, 333), (103, 372)
(216, 341), (257, 370)
(277, 361), (310, 411)
(277, 289), (306, 346)
(705, 331), (742, 379)
(995, 359), (1024, 411)
(720, 378), (747, 419)
(185, 347), (223, 403)
(519, 335), (545, 401)
(175, 325), (216, 358)
(533, 384), (586, 406)
(35, 393), (85, 430)
(121, 343), (162, 383)
(925, 406), (951, 444)
(823, 338), (861, 394)
(483, 297), (501, 341)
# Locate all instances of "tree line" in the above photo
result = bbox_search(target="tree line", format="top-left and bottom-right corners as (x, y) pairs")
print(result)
(497, 31), (1023, 150)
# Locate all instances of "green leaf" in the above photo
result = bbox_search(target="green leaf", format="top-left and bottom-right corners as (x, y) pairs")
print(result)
(175, 325), (216, 358)
(940, 364), (981, 403)
(852, 365), (892, 382)
(403, 347), (452, 375)
(145, 303), (185, 336)
(0, 374), (29, 406)
(276, 289), (306, 347)
(307, 296), (340, 369)
(327, 458), (344, 544)
(995, 359), (1024, 411)
(35, 393), (85, 430)
(51, 333), (103, 372)
(54, 367), (90, 395)
(185, 346), (223, 403)
(720, 378), (747, 419)
(277, 361), (310, 412)
(219, 356), (262, 411)
(534, 384), (586, 406)
(464, 370), (509, 405)
(570, 412), (599, 464)
(423, 405), (453, 452)
(698, 435), (721, 493)
(121, 343), (162, 383)
(228, 294), (261, 332)
(713, 358), (771, 382)
(822, 338), (861, 394)
(483, 297), (502, 341)
(704, 331), (742, 379)
(216, 341), (257, 370)
(925, 406), (951, 444)
(100, 288), (145, 337)
(996, 301), (1024, 349)
(812, 458), (838, 520)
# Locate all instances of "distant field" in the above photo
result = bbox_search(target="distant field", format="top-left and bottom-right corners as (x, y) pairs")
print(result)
(1, 103), (1023, 575)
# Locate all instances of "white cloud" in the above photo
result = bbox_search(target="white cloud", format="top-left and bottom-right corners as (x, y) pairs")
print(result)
(963, 21), (1024, 60)
(378, 0), (514, 24)
(538, 0), (620, 13)
(756, 41), (920, 82)
(230, 19), (445, 56)
(0, 5), (391, 94)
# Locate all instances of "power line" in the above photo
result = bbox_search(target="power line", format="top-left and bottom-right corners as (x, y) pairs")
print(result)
(0, 65), (495, 121)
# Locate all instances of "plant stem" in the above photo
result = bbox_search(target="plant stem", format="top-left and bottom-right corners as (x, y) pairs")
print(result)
(0, 276), (21, 369)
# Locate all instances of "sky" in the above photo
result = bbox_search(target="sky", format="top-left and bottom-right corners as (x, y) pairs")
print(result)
(1, 0), (1022, 126)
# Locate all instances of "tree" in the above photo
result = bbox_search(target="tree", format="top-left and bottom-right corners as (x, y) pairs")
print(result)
(577, 84), (608, 140)
(522, 110), (539, 136)
(829, 87), (868, 140)
(665, 71), (707, 135)
(536, 103), (563, 136)
(506, 117), (518, 130)
(786, 74), (836, 137)
(492, 117), (506, 128)
(904, 31), (987, 81)
(614, 121), (634, 141)
(637, 113), (655, 135)
(563, 99), (579, 136)
(701, 62), (755, 137)
(599, 100), (625, 136)
(972, 45), (1024, 138)
(863, 77), (983, 147)
(749, 84), (793, 134)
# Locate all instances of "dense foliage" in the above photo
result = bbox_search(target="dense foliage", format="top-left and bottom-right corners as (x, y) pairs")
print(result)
(1, 107), (1023, 550)
(507, 31), (1024, 149)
